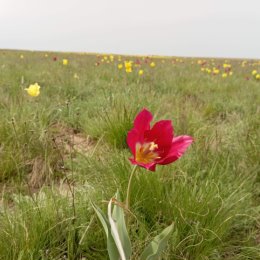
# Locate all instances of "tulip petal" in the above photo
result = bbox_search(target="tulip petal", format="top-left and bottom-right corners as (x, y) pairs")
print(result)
(129, 158), (156, 171)
(127, 129), (139, 155)
(158, 135), (193, 165)
(134, 108), (153, 134)
(127, 109), (153, 153)
(145, 120), (173, 148)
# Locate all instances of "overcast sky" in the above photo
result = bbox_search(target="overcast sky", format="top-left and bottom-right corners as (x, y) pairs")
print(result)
(1, 0), (260, 58)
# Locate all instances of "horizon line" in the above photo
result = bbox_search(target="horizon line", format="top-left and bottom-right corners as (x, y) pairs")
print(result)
(1, 48), (259, 61)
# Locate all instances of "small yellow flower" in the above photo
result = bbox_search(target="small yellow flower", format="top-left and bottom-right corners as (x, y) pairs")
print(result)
(63, 59), (69, 65)
(213, 69), (220, 75)
(201, 68), (205, 72)
(124, 61), (133, 73)
(256, 74), (260, 80)
(223, 63), (231, 68)
(125, 67), (132, 73)
(118, 64), (123, 69)
(222, 73), (228, 78)
(104, 56), (108, 60)
(229, 71), (233, 76)
(252, 70), (257, 75)
(20, 54), (24, 59)
(25, 83), (40, 97)
(45, 54), (48, 57)
(138, 69), (144, 76)
(150, 62), (156, 68)
(124, 61), (133, 69)
(109, 55), (114, 61)
(73, 73), (79, 79)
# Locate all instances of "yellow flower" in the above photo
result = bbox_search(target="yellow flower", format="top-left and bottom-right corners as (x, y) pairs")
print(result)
(25, 83), (40, 97)
(118, 64), (123, 69)
(124, 61), (132, 69)
(222, 73), (228, 78)
(150, 62), (156, 68)
(256, 74), (260, 80)
(20, 55), (24, 59)
(138, 69), (144, 76)
(125, 67), (132, 73)
(229, 71), (233, 76)
(109, 55), (114, 61)
(213, 69), (220, 75)
(104, 56), (108, 60)
(252, 70), (257, 75)
(45, 54), (48, 57)
(223, 63), (231, 68)
(201, 68), (205, 72)
(63, 59), (69, 65)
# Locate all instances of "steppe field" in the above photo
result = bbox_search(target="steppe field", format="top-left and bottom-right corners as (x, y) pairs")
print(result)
(0, 50), (259, 260)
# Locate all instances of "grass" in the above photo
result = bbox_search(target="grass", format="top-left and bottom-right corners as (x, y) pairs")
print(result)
(0, 50), (259, 260)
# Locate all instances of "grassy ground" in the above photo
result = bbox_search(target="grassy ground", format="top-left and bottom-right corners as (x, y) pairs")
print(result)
(0, 50), (259, 260)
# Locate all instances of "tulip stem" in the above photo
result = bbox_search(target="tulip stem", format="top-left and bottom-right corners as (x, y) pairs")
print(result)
(125, 165), (138, 213)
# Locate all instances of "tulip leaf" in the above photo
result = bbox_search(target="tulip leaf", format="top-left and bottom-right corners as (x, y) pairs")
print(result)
(91, 202), (109, 237)
(140, 223), (175, 260)
(108, 199), (127, 260)
(112, 191), (132, 260)
(92, 202), (121, 260)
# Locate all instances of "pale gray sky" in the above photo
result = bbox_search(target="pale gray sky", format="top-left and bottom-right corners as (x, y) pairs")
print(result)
(1, 0), (260, 58)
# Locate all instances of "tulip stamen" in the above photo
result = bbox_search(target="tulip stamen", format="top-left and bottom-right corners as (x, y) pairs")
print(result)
(135, 142), (160, 164)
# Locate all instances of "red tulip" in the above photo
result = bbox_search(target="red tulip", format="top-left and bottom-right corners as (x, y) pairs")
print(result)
(135, 59), (141, 65)
(127, 109), (193, 171)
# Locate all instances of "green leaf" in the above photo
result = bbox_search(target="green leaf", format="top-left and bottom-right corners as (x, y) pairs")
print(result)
(112, 191), (132, 260)
(91, 202), (109, 237)
(140, 223), (175, 260)
(107, 232), (121, 260)
(108, 199), (127, 260)
(92, 202), (121, 260)
(91, 192), (133, 260)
